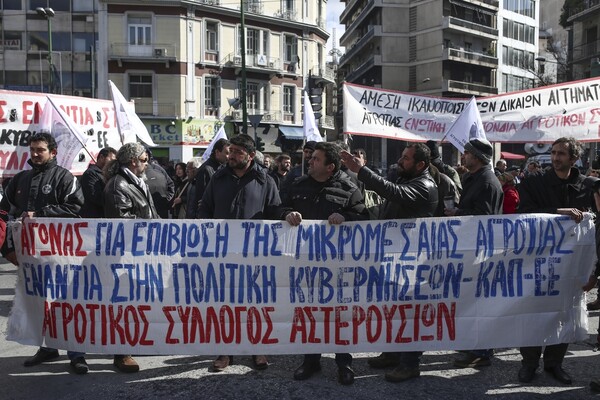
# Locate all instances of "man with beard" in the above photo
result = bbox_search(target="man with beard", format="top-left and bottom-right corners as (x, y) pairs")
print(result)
(283, 142), (367, 385)
(0, 132), (85, 372)
(341, 143), (438, 383)
(516, 137), (593, 385)
(198, 134), (281, 372)
(280, 141), (317, 199)
(270, 153), (291, 189)
(445, 137), (503, 369)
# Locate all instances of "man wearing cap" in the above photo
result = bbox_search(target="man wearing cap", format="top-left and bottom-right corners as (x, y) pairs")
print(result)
(425, 140), (462, 193)
(495, 159), (507, 176)
(445, 137), (503, 368)
(516, 137), (594, 385)
(506, 165), (522, 185)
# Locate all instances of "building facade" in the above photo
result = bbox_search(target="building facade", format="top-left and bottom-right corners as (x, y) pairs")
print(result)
(97, 0), (334, 163)
(0, 0), (98, 96)
(567, 0), (600, 81)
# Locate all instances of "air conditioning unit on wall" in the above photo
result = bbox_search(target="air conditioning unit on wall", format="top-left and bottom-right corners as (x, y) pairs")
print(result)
(154, 48), (167, 57)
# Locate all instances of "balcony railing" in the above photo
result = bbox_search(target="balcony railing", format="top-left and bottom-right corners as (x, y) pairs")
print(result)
(319, 115), (335, 130)
(463, 0), (499, 9)
(242, 2), (264, 14)
(274, 9), (298, 21)
(222, 52), (281, 70)
(572, 39), (600, 62)
(444, 48), (498, 66)
(444, 16), (498, 37)
(339, 25), (379, 67)
(199, 0), (221, 5)
(569, 0), (600, 19)
(230, 109), (282, 122)
(311, 64), (336, 83)
(109, 43), (177, 59)
(444, 79), (498, 95)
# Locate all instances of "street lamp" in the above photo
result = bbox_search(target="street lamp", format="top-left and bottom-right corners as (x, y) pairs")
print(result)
(36, 7), (55, 93)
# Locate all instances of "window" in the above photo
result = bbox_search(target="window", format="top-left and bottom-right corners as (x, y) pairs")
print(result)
(128, 16), (152, 46)
(283, 86), (294, 114)
(129, 74), (153, 98)
(73, 0), (96, 12)
(3, 0), (21, 10)
(504, 0), (535, 19)
(284, 35), (297, 63)
(30, 0), (70, 11)
(238, 81), (267, 112)
(1, 31), (22, 50)
(73, 33), (95, 52)
(205, 77), (220, 108)
(206, 21), (218, 52)
(239, 27), (267, 56)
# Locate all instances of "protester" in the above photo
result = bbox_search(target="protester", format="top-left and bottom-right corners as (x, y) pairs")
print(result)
(425, 140), (463, 193)
(494, 159), (507, 176)
(171, 162), (189, 218)
(185, 158), (202, 218)
(516, 137), (594, 385)
(263, 154), (273, 170)
(280, 141), (317, 199)
(80, 147), (117, 218)
(283, 142), (367, 385)
(0, 132), (85, 372)
(270, 153), (291, 189)
(198, 134), (281, 372)
(445, 138), (503, 369)
(195, 138), (230, 215)
(525, 160), (541, 176)
(506, 165), (522, 185)
(144, 149), (174, 218)
(498, 172), (519, 214)
(341, 142), (438, 383)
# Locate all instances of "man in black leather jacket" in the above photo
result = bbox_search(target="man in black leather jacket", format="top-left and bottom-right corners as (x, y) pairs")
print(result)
(104, 143), (159, 220)
(0, 132), (85, 372)
(80, 146), (117, 218)
(283, 142), (367, 386)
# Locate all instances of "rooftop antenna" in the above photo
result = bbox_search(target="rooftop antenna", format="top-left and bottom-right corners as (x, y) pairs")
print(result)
(329, 28), (342, 65)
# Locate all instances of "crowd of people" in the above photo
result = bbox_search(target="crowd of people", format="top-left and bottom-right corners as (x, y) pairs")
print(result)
(0, 132), (599, 391)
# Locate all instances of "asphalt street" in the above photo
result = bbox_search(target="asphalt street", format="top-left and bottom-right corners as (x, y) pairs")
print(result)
(1, 259), (600, 400)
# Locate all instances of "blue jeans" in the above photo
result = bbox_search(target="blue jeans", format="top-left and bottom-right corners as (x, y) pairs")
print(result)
(41, 346), (84, 361)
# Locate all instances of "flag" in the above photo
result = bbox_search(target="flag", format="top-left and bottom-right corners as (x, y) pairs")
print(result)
(202, 125), (227, 161)
(303, 90), (323, 142)
(109, 80), (157, 147)
(39, 96), (91, 170)
(444, 96), (486, 153)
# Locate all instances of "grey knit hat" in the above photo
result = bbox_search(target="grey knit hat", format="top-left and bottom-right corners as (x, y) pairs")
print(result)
(464, 138), (493, 164)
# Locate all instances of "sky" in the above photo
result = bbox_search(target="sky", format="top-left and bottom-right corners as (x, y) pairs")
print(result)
(325, 0), (346, 60)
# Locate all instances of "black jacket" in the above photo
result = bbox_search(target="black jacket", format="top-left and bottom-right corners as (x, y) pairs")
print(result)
(518, 167), (593, 213)
(144, 162), (174, 218)
(456, 164), (503, 216)
(282, 170), (368, 221)
(194, 157), (222, 215)
(0, 158), (83, 255)
(80, 164), (105, 218)
(198, 161), (281, 219)
(358, 166), (438, 219)
(104, 170), (159, 219)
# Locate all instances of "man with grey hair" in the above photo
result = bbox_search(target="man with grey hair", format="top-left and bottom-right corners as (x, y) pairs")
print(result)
(103, 142), (159, 373)
(104, 142), (159, 220)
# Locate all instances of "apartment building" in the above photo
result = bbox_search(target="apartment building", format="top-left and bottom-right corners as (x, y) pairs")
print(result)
(97, 0), (334, 162)
(567, 0), (600, 81)
(337, 0), (501, 168)
(0, 0), (98, 96)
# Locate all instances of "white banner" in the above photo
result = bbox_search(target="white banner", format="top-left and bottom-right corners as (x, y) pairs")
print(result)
(6, 215), (594, 355)
(344, 78), (600, 143)
(0, 89), (136, 177)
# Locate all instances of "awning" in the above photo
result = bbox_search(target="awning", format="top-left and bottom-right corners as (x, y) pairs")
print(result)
(500, 151), (526, 160)
(279, 125), (304, 140)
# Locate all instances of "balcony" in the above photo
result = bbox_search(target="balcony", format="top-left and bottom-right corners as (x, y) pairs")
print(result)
(443, 47), (498, 68)
(339, 0), (362, 24)
(339, 25), (380, 68)
(274, 9), (298, 21)
(344, 55), (381, 83)
(460, 0), (499, 10)
(443, 16), (498, 39)
(222, 52), (283, 74)
(199, 0), (221, 5)
(568, 0), (600, 22)
(443, 79), (498, 96)
(310, 64), (336, 84)
(109, 43), (177, 67)
(132, 99), (178, 117)
(319, 115), (335, 130)
(242, 2), (264, 14)
(230, 109), (282, 122)
(340, 0), (377, 44)
(571, 39), (600, 63)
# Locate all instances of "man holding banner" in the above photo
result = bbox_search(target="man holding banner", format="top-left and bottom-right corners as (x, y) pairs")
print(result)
(445, 137), (503, 369)
(516, 137), (594, 385)
(341, 143), (438, 382)
(282, 142), (367, 385)
(0, 132), (85, 372)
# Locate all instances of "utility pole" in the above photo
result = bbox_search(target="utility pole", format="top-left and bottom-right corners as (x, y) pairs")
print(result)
(240, 0), (248, 134)
(36, 7), (55, 93)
